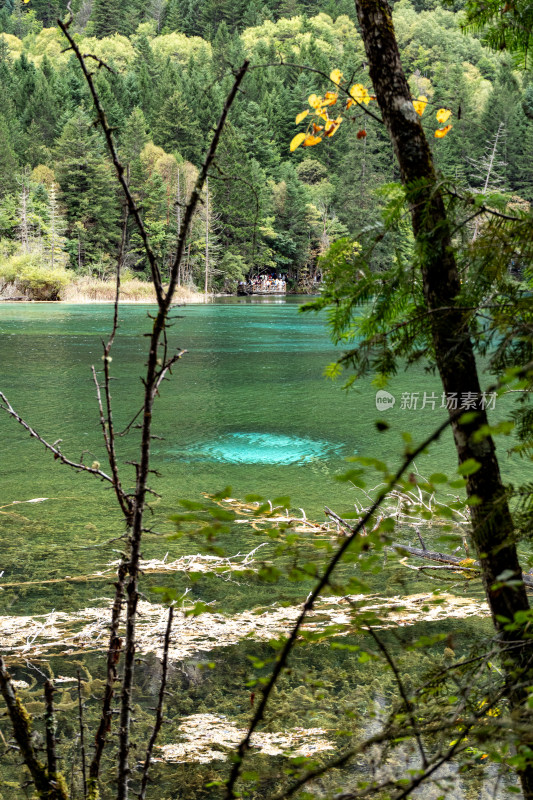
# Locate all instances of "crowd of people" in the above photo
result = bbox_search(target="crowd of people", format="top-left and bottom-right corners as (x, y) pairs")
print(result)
(238, 275), (287, 294)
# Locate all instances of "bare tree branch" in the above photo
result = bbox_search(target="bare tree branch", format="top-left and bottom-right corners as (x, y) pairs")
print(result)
(77, 671), (87, 800)
(57, 17), (164, 306)
(0, 657), (68, 800)
(0, 392), (114, 484)
(366, 626), (428, 767)
(44, 681), (59, 790)
(88, 563), (126, 795)
(138, 606), (174, 800)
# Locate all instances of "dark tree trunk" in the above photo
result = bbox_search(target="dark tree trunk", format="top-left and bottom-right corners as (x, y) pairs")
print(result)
(353, 0), (533, 793)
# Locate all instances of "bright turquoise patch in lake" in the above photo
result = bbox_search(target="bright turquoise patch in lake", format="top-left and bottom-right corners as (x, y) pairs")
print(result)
(180, 432), (343, 465)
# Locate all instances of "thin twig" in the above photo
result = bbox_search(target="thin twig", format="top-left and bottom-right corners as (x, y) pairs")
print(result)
(366, 626), (428, 768)
(248, 60), (384, 126)
(88, 563), (126, 793)
(0, 392), (114, 484)
(138, 606), (174, 800)
(77, 670), (87, 800)
(44, 681), (58, 787)
(57, 18), (164, 306)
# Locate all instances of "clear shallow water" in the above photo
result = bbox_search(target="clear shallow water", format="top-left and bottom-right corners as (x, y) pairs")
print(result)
(0, 297), (525, 614)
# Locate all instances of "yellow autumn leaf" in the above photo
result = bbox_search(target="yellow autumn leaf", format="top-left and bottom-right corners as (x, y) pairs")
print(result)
(413, 95), (428, 116)
(302, 134), (322, 147)
(295, 109), (309, 124)
(322, 91), (338, 106)
(349, 84), (370, 105)
(290, 132), (307, 152)
(324, 116), (342, 137)
(330, 68), (343, 84)
(436, 108), (452, 123)
(435, 124), (453, 138)
(308, 93), (322, 110)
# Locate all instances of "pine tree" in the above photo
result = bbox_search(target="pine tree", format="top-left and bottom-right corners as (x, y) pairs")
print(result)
(272, 164), (310, 276)
(0, 113), (17, 197)
(508, 106), (533, 200)
(40, 181), (68, 269)
(89, 0), (129, 37)
(241, 0), (267, 28)
(26, 0), (60, 27)
(54, 111), (120, 269)
(212, 21), (231, 76)
(161, 0), (199, 35)
(21, 72), (57, 149)
(120, 107), (149, 165)
(236, 100), (280, 172)
(212, 124), (275, 275)
(16, 168), (33, 253)
(162, 0), (182, 32)
(152, 91), (202, 163)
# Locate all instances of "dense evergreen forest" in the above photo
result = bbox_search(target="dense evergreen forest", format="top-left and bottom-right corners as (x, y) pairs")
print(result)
(0, 0), (532, 295)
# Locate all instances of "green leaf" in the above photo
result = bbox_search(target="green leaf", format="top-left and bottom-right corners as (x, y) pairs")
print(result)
(178, 499), (205, 510)
(458, 411), (479, 424)
(457, 459), (481, 476)
(185, 601), (213, 616)
(358, 651), (372, 663)
(272, 495), (291, 507)
(429, 472), (448, 484)
(208, 507), (235, 521)
(211, 486), (232, 500)
(449, 478), (467, 488)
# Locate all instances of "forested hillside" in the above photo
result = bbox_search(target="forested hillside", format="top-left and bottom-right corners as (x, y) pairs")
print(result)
(0, 0), (532, 294)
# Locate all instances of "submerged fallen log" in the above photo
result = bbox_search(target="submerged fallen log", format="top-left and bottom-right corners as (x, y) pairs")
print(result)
(0, 592), (489, 662)
(393, 545), (533, 589)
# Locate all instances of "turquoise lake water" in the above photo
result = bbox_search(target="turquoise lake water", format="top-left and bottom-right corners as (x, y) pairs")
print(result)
(0, 297), (527, 799)
(0, 297), (526, 612)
